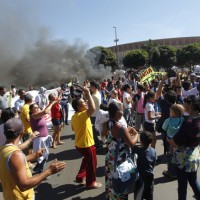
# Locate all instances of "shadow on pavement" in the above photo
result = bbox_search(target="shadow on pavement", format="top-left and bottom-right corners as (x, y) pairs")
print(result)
(35, 182), (88, 200)
(71, 192), (105, 200)
(154, 176), (176, 185)
(60, 134), (75, 141)
(96, 166), (105, 178)
(48, 148), (82, 162)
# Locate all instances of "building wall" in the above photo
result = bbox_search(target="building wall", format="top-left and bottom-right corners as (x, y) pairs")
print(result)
(108, 36), (200, 60)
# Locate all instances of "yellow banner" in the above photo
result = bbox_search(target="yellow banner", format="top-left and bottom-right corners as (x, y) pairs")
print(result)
(140, 67), (164, 83)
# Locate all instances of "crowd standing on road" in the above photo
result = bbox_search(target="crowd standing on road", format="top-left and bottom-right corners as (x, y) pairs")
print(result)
(0, 69), (199, 199)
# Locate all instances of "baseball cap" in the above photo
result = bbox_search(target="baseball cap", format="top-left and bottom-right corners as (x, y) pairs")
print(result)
(4, 118), (24, 139)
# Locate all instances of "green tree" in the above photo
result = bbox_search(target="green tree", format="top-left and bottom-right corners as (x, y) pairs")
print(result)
(89, 46), (117, 70)
(176, 43), (200, 69)
(142, 39), (159, 66)
(123, 49), (148, 70)
(152, 45), (177, 69)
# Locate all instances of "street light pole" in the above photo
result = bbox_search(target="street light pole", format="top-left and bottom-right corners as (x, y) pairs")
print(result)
(113, 26), (119, 68)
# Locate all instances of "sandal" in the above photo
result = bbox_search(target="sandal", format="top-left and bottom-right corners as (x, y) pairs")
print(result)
(87, 182), (102, 189)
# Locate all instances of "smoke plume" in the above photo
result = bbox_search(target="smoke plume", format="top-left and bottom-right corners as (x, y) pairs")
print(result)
(0, 2), (112, 89)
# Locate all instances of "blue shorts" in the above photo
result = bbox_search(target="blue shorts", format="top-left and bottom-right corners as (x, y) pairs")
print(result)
(52, 119), (63, 126)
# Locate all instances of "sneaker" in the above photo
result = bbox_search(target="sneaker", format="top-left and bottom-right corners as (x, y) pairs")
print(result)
(87, 182), (102, 189)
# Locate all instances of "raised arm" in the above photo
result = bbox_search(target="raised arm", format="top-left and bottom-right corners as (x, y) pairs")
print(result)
(175, 72), (182, 96)
(31, 101), (57, 119)
(156, 74), (168, 99)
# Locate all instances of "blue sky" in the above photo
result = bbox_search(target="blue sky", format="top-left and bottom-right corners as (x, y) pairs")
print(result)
(1, 0), (200, 49)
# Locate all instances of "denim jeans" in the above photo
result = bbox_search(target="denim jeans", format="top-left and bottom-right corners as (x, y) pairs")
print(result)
(176, 166), (200, 200)
(60, 102), (69, 124)
(123, 108), (131, 125)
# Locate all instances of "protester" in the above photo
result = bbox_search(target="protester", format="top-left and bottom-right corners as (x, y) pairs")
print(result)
(133, 84), (145, 132)
(48, 93), (64, 149)
(71, 85), (102, 189)
(20, 93), (33, 143)
(108, 89), (123, 110)
(29, 100), (57, 173)
(0, 86), (8, 111)
(105, 102), (138, 200)
(59, 83), (71, 125)
(90, 80), (103, 150)
(167, 95), (200, 200)
(0, 118), (66, 200)
(133, 131), (157, 200)
(143, 91), (161, 148)
(14, 89), (25, 113)
(35, 86), (48, 110)
(122, 84), (133, 126)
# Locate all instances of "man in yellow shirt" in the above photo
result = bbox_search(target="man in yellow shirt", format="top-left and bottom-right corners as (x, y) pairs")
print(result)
(71, 86), (102, 189)
(0, 118), (66, 200)
(20, 93), (33, 142)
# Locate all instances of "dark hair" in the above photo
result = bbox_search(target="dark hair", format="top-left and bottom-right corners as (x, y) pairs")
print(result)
(29, 103), (37, 115)
(143, 91), (155, 108)
(182, 81), (191, 91)
(108, 102), (121, 118)
(1, 108), (16, 123)
(122, 84), (131, 92)
(48, 93), (55, 101)
(18, 89), (25, 95)
(61, 83), (67, 89)
(140, 131), (153, 148)
(164, 90), (177, 105)
(90, 80), (100, 89)
(137, 84), (144, 92)
(185, 95), (200, 112)
(100, 104), (109, 111)
(0, 86), (5, 91)
(72, 98), (81, 112)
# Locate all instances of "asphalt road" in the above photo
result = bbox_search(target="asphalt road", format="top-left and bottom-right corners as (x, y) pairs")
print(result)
(0, 124), (199, 200)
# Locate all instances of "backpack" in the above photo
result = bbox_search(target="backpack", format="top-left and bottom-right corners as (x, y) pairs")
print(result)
(137, 92), (144, 114)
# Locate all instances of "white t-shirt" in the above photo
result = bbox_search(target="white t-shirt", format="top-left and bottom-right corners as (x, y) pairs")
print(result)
(182, 87), (199, 98)
(123, 92), (132, 109)
(95, 110), (127, 134)
(144, 102), (155, 123)
(92, 91), (102, 117)
(14, 98), (25, 111)
(108, 98), (123, 108)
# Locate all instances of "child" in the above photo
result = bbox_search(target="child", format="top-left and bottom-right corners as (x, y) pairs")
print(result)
(162, 104), (184, 154)
(143, 91), (161, 148)
(133, 131), (157, 200)
(162, 104), (184, 179)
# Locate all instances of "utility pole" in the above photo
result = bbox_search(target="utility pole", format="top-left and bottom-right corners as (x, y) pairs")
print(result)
(113, 26), (119, 68)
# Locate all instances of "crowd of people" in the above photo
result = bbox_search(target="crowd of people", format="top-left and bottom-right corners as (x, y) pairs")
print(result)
(0, 68), (199, 200)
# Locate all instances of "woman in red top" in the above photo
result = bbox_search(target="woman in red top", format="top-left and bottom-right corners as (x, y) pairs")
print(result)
(48, 93), (64, 149)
